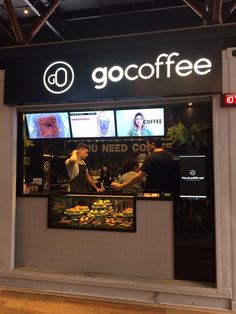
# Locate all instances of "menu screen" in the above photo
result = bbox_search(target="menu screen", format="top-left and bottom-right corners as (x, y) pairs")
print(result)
(26, 112), (71, 139)
(69, 110), (116, 138)
(179, 155), (207, 199)
(116, 108), (164, 137)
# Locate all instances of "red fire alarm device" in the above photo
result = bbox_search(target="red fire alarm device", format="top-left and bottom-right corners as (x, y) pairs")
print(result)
(222, 93), (236, 107)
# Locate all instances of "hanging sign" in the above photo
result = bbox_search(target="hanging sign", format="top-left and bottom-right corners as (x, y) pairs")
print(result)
(3, 35), (222, 105)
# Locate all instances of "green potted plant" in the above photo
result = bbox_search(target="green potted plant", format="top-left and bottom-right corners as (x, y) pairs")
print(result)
(166, 121), (210, 152)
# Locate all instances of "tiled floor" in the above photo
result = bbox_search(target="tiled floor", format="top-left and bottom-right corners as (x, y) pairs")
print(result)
(0, 290), (233, 314)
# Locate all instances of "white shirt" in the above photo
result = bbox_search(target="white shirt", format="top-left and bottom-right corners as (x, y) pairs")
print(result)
(65, 159), (88, 181)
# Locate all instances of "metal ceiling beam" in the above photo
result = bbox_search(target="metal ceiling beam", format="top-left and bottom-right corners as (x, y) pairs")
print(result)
(228, 0), (236, 13)
(97, 0), (105, 13)
(29, 0), (61, 39)
(212, 0), (222, 23)
(4, 0), (24, 43)
(223, 0), (236, 21)
(0, 15), (15, 39)
(182, 0), (207, 19)
(23, 0), (63, 41)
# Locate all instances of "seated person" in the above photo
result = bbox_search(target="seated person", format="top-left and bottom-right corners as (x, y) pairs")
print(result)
(120, 158), (144, 194)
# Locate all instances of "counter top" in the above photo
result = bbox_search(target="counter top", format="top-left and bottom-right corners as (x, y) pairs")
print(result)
(18, 190), (174, 201)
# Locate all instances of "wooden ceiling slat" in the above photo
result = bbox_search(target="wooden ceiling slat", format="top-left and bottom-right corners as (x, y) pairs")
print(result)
(0, 15), (14, 38)
(4, 0), (24, 43)
(182, 0), (207, 19)
(223, 0), (236, 21)
(212, 0), (222, 23)
(27, 0), (61, 43)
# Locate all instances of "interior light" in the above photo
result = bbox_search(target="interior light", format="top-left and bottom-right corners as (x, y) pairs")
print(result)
(188, 102), (193, 106)
(23, 7), (29, 15)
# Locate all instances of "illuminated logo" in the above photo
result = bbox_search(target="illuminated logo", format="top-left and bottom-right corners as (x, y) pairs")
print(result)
(43, 161), (50, 172)
(190, 169), (196, 176)
(43, 61), (75, 94)
(91, 52), (212, 89)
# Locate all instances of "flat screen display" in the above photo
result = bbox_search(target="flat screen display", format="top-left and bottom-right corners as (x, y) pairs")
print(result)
(69, 110), (116, 138)
(179, 155), (207, 199)
(116, 108), (164, 137)
(26, 112), (71, 139)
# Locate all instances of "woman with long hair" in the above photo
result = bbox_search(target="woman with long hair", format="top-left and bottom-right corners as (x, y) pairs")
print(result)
(128, 112), (152, 136)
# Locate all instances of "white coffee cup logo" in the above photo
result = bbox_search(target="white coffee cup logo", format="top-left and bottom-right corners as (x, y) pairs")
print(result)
(43, 61), (75, 94)
(190, 169), (196, 176)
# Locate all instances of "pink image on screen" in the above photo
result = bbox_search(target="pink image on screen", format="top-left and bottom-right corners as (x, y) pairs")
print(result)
(38, 116), (60, 137)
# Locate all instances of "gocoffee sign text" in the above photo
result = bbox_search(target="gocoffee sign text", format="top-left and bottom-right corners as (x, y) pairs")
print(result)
(92, 52), (212, 89)
(43, 51), (212, 94)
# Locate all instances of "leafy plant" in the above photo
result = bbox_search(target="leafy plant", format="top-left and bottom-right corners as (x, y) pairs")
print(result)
(23, 123), (35, 148)
(167, 121), (210, 150)
(24, 136), (35, 148)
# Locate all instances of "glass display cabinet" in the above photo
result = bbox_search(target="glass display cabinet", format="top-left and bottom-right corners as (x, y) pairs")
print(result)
(48, 194), (136, 232)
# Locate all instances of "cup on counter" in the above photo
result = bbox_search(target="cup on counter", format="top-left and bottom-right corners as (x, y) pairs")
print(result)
(23, 183), (30, 194)
(28, 183), (39, 193)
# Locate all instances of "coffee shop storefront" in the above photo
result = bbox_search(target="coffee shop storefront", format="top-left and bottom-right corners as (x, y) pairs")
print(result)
(0, 27), (236, 310)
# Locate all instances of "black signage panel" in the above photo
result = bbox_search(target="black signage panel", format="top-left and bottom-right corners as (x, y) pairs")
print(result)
(179, 155), (207, 199)
(4, 35), (222, 105)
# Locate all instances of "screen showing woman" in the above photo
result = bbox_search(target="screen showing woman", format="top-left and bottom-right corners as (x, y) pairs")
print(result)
(116, 108), (164, 137)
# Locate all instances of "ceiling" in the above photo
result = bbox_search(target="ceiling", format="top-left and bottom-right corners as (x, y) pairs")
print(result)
(0, 0), (236, 47)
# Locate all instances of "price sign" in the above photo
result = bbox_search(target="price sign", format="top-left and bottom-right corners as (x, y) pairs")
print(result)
(222, 93), (236, 106)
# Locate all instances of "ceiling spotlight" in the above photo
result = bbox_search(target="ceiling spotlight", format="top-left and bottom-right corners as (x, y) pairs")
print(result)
(188, 102), (193, 106)
(23, 7), (29, 15)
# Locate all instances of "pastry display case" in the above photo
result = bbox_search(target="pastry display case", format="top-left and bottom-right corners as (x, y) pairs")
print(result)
(48, 194), (136, 232)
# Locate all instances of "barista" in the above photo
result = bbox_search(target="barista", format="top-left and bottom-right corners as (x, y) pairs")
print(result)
(65, 143), (104, 193)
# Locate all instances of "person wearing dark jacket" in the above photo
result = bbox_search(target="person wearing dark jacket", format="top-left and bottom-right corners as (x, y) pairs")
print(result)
(111, 138), (174, 193)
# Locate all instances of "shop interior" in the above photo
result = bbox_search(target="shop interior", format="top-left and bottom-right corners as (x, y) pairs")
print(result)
(17, 99), (215, 283)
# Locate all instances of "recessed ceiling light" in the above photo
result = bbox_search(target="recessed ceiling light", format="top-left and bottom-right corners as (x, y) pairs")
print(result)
(23, 7), (29, 15)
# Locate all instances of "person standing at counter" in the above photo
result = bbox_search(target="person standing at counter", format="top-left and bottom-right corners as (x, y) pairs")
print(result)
(111, 138), (174, 193)
(120, 157), (144, 194)
(65, 143), (103, 193)
(128, 112), (153, 136)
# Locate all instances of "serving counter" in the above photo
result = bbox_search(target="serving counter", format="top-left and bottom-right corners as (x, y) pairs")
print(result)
(15, 194), (174, 279)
